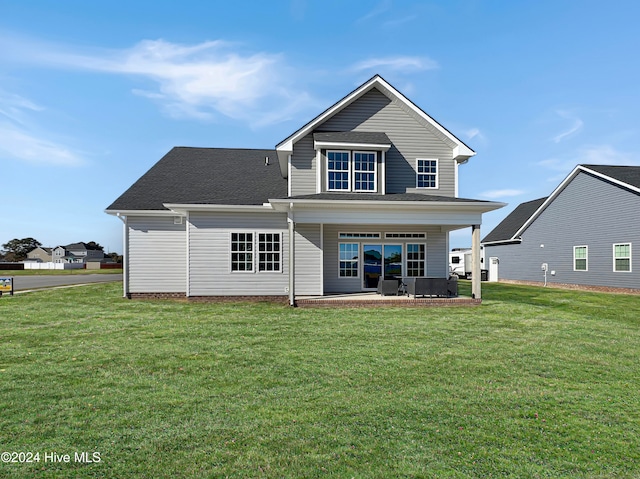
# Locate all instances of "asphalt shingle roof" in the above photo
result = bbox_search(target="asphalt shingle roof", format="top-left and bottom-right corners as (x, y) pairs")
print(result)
(313, 131), (391, 145)
(482, 197), (547, 243)
(107, 147), (287, 210)
(582, 164), (640, 190)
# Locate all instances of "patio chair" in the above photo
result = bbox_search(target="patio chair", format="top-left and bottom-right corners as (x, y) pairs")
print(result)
(377, 278), (400, 296)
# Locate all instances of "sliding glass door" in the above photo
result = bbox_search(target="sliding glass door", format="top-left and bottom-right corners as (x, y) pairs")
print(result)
(362, 244), (402, 289)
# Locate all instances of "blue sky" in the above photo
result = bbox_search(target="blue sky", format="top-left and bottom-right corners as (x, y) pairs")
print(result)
(1, 0), (639, 253)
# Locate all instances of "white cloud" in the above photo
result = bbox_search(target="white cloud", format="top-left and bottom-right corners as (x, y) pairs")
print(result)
(0, 88), (86, 166)
(538, 144), (640, 180)
(352, 55), (439, 73)
(356, 0), (392, 23)
(0, 35), (312, 126)
(552, 110), (583, 143)
(479, 189), (525, 199)
(0, 122), (84, 166)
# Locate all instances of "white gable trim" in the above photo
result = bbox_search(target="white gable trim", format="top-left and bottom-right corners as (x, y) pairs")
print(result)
(512, 164), (640, 240)
(275, 75), (475, 175)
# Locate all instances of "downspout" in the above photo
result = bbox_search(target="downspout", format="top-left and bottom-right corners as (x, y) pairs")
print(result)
(288, 203), (296, 306)
(116, 213), (129, 298)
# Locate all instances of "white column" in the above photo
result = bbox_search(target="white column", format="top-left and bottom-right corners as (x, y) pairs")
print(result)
(288, 206), (295, 306)
(471, 224), (481, 299)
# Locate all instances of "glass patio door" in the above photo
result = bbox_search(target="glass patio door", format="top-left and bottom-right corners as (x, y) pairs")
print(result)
(362, 244), (402, 289)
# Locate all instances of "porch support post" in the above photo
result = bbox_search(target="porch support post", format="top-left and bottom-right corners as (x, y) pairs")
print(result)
(471, 224), (481, 299)
(288, 205), (296, 306)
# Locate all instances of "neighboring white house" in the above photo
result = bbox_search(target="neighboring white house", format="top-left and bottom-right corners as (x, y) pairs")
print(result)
(106, 75), (504, 304)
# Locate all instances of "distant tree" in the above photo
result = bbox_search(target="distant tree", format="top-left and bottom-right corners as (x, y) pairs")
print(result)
(108, 252), (123, 263)
(1, 238), (42, 262)
(85, 241), (104, 251)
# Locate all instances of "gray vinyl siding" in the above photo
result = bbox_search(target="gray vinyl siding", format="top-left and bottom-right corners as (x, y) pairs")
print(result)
(128, 216), (186, 293)
(485, 172), (640, 289)
(290, 134), (316, 196)
(294, 224), (322, 295)
(323, 224), (448, 293)
(188, 211), (289, 296)
(289, 88), (457, 197)
(319, 88), (456, 196)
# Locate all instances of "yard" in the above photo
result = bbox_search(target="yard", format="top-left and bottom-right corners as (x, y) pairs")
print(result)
(0, 282), (638, 478)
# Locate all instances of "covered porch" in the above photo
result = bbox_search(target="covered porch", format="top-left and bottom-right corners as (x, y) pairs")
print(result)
(269, 194), (504, 306)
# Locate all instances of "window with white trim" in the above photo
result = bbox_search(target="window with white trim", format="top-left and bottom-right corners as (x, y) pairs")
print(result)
(613, 243), (631, 272)
(327, 151), (350, 191)
(406, 243), (426, 277)
(339, 232), (381, 239)
(385, 232), (426, 239)
(353, 152), (376, 191)
(231, 233), (254, 272)
(231, 232), (282, 273)
(326, 150), (377, 192)
(416, 159), (438, 188)
(339, 243), (359, 277)
(573, 245), (588, 271)
(258, 233), (281, 272)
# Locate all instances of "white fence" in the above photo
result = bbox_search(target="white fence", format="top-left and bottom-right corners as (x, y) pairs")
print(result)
(23, 262), (84, 270)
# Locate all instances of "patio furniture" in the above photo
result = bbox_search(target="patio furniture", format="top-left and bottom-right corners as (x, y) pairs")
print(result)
(406, 277), (451, 298)
(377, 278), (400, 296)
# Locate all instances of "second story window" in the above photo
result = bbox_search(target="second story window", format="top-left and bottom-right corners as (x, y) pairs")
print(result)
(327, 151), (350, 191)
(327, 150), (377, 192)
(416, 159), (438, 189)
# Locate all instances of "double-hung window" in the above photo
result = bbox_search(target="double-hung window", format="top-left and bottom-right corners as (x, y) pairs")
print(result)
(353, 152), (376, 191)
(613, 243), (632, 272)
(231, 233), (254, 272)
(416, 159), (438, 189)
(327, 151), (350, 191)
(258, 233), (281, 272)
(327, 150), (377, 192)
(339, 243), (359, 277)
(406, 243), (426, 277)
(573, 245), (588, 271)
(231, 232), (281, 273)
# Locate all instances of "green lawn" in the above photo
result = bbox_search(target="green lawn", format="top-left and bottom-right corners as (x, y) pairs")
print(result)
(0, 282), (638, 478)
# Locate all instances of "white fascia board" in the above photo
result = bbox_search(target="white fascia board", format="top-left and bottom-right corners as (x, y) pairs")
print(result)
(511, 165), (584, 239)
(580, 165), (640, 194)
(276, 75), (475, 164)
(163, 203), (276, 214)
(104, 209), (180, 217)
(481, 238), (523, 246)
(313, 140), (391, 151)
(269, 198), (505, 214)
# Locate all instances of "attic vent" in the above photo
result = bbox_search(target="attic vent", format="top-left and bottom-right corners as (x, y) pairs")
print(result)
(265, 156), (269, 166)
(174, 217), (183, 225)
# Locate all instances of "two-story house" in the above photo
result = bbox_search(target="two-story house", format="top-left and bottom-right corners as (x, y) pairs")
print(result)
(53, 242), (105, 263)
(106, 75), (504, 304)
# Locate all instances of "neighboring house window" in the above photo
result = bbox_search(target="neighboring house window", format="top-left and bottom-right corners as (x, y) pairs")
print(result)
(416, 159), (438, 188)
(574, 246), (588, 271)
(327, 151), (350, 191)
(406, 244), (426, 277)
(231, 233), (254, 272)
(258, 233), (281, 272)
(353, 152), (376, 192)
(339, 243), (359, 277)
(613, 243), (632, 272)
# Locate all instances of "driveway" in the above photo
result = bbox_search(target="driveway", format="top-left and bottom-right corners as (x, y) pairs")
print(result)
(8, 274), (123, 292)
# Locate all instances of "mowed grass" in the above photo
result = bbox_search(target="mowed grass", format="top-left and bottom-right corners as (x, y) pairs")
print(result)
(0, 283), (638, 478)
